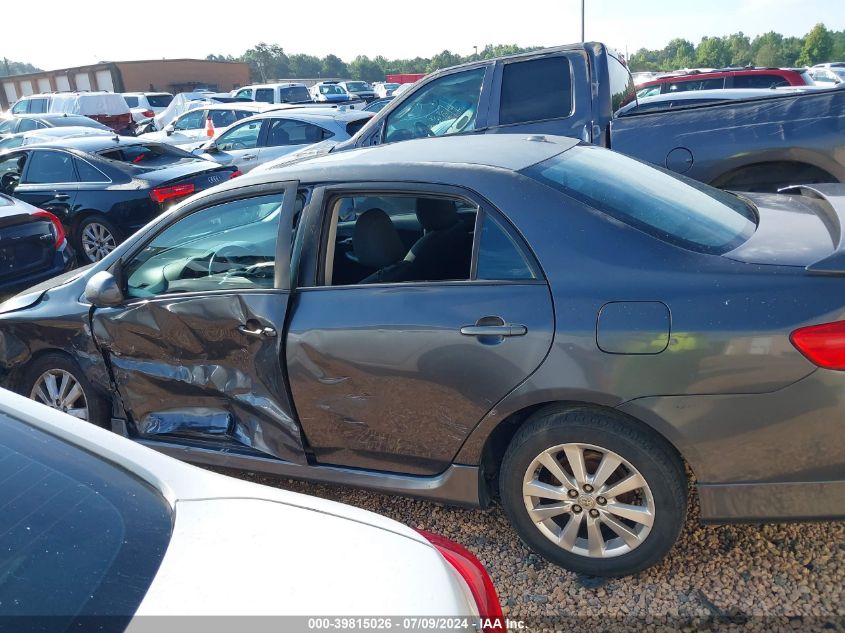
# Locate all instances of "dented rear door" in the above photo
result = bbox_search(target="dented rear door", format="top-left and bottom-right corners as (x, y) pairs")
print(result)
(91, 183), (306, 463)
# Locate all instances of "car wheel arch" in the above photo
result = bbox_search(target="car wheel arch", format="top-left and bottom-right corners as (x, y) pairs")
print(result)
(465, 400), (695, 502)
(710, 158), (840, 193)
(13, 347), (113, 406)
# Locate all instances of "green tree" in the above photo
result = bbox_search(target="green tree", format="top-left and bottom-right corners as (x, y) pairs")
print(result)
(695, 36), (731, 68)
(348, 56), (384, 83)
(751, 31), (785, 66)
(288, 54), (322, 78)
(726, 32), (753, 66)
(0, 58), (42, 77)
(798, 23), (833, 65)
(320, 54), (348, 78)
(425, 50), (464, 73)
(831, 30), (845, 60)
(782, 36), (804, 65)
(242, 43), (289, 82)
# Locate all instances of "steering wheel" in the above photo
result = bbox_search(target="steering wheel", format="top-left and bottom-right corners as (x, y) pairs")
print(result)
(414, 121), (435, 138)
(0, 172), (20, 193)
(207, 244), (253, 277)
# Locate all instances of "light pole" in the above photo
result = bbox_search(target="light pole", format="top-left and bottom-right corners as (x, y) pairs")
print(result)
(473, 45), (478, 59)
(581, 0), (585, 42)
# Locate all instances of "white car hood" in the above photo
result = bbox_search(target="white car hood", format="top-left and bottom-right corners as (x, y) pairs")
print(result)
(131, 498), (476, 618)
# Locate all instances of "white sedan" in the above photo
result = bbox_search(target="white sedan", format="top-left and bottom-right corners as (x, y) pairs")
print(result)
(0, 388), (501, 628)
(192, 109), (374, 173)
(139, 103), (271, 147)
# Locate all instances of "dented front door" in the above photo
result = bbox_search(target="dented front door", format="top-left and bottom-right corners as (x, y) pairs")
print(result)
(91, 184), (306, 463)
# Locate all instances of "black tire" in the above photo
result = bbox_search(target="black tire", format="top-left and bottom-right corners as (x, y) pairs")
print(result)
(74, 215), (122, 265)
(499, 406), (687, 577)
(19, 353), (111, 428)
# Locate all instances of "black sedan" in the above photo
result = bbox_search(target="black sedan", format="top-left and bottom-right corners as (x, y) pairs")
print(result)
(0, 193), (73, 297)
(2, 134), (845, 578)
(0, 113), (111, 139)
(0, 137), (240, 263)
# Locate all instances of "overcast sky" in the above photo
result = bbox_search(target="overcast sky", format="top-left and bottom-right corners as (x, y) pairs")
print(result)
(5, 0), (844, 70)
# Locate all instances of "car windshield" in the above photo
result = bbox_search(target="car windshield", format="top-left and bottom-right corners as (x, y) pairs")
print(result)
(384, 83), (399, 90)
(279, 86), (310, 102)
(319, 85), (345, 95)
(147, 94), (173, 108)
(345, 82), (369, 92)
(0, 410), (171, 625)
(98, 143), (198, 168)
(522, 145), (757, 255)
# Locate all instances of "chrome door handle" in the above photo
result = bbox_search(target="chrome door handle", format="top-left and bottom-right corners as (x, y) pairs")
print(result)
(460, 324), (527, 337)
(242, 154), (257, 160)
(238, 324), (277, 338)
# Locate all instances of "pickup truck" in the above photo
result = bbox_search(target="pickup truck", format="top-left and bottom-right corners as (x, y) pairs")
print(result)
(329, 42), (845, 192)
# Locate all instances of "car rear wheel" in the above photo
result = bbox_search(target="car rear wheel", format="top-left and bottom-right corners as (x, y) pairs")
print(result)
(499, 407), (687, 577)
(20, 353), (110, 428)
(77, 216), (120, 264)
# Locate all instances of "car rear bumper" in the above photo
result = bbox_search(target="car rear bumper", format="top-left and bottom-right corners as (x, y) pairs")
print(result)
(0, 246), (74, 299)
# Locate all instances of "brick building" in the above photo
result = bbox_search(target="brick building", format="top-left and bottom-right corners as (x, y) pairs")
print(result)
(1, 59), (251, 110)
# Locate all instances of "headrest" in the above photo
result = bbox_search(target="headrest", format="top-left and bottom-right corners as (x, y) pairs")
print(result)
(416, 198), (458, 231)
(353, 208), (406, 269)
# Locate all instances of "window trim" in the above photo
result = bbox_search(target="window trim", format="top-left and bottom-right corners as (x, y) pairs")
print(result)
(297, 181), (546, 291)
(112, 182), (299, 305)
(74, 157), (112, 184)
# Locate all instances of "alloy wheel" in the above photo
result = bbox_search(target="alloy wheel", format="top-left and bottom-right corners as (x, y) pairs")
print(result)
(30, 369), (89, 421)
(81, 222), (117, 262)
(522, 442), (655, 559)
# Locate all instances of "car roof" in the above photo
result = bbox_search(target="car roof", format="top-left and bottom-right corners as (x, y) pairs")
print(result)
(24, 135), (152, 153)
(639, 67), (803, 87)
(242, 134), (577, 186)
(15, 112), (94, 120)
(637, 88), (809, 103)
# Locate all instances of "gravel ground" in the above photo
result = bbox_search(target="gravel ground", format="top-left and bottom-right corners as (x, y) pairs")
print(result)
(223, 469), (844, 631)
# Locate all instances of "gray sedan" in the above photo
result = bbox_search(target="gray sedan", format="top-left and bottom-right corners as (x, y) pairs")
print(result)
(192, 109), (373, 173)
(3, 134), (845, 578)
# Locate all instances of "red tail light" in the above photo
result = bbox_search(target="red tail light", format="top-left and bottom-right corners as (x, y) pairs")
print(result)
(32, 210), (66, 248)
(790, 320), (845, 369)
(229, 169), (243, 179)
(142, 109), (155, 118)
(150, 183), (195, 204)
(415, 530), (503, 631)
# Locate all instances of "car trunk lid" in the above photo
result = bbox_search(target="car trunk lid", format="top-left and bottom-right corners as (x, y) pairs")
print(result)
(0, 213), (56, 283)
(723, 185), (845, 271)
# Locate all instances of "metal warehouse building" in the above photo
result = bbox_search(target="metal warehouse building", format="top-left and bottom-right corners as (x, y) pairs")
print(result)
(1, 59), (251, 110)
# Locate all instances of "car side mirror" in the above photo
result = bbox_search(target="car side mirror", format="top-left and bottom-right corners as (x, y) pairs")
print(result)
(204, 140), (218, 153)
(165, 124), (175, 136)
(84, 271), (124, 307)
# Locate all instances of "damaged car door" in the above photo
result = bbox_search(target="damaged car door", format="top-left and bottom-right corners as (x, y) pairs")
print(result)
(91, 185), (307, 463)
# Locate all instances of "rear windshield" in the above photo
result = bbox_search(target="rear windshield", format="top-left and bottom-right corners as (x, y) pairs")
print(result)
(99, 143), (197, 168)
(0, 412), (171, 625)
(147, 94), (173, 108)
(279, 86), (310, 102)
(522, 145), (757, 254)
(50, 115), (110, 130)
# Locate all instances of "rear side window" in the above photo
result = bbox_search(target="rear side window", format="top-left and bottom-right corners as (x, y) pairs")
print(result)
(476, 213), (538, 280)
(17, 119), (43, 132)
(29, 98), (49, 114)
(75, 158), (109, 182)
(265, 119), (328, 146)
(279, 86), (310, 102)
(0, 413), (171, 625)
(732, 74), (789, 89)
(124, 96), (139, 107)
(666, 78), (724, 92)
(255, 88), (275, 103)
(608, 55), (636, 112)
(522, 145), (757, 255)
(500, 56), (572, 125)
(23, 150), (76, 184)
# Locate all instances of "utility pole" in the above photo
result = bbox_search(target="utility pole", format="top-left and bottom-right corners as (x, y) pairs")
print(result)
(581, 0), (585, 42)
